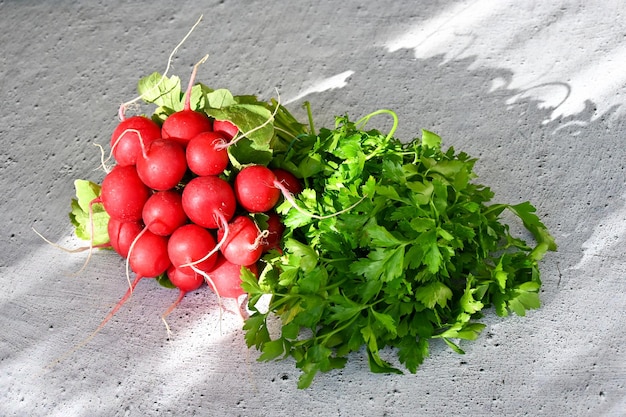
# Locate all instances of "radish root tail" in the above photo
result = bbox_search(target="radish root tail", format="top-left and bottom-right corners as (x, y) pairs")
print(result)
(118, 14), (204, 119)
(161, 289), (187, 340)
(125, 226), (150, 292)
(44, 274), (143, 371)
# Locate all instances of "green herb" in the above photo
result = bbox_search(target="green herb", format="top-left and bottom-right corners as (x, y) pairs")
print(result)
(242, 111), (556, 388)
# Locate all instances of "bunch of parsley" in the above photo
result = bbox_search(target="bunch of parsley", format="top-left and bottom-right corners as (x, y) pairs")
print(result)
(242, 109), (556, 388)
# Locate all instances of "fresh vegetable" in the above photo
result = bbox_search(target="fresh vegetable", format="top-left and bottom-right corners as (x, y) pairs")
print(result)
(186, 131), (230, 176)
(100, 165), (150, 222)
(212, 119), (239, 140)
(205, 255), (259, 299)
(142, 190), (187, 236)
(234, 165), (281, 213)
(261, 211), (286, 252)
(107, 217), (143, 258)
(167, 223), (218, 274)
(110, 115), (161, 166)
(167, 265), (205, 293)
(181, 175), (237, 229)
(217, 215), (265, 266)
(64, 62), (555, 389)
(241, 112), (557, 388)
(160, 56), (213, 145)
(128, 230), (171, 278)
(272, 168), (303, 195)
(135, 139), (187, 190)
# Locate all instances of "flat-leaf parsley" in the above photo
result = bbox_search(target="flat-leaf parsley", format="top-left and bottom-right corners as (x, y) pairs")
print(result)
(243, 109), (556, 388)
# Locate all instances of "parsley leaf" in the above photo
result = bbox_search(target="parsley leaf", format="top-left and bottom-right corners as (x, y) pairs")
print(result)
(245, 111), (556, 388)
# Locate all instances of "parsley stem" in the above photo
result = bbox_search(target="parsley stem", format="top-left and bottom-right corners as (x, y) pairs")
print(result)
(482, 203), (508, 217)
(303, 101), (315, 135)
(355, 109), (399, 161)
(293, 312), (362, 347)
(266, 291), (297, 305)
(355, 109), (398, 141)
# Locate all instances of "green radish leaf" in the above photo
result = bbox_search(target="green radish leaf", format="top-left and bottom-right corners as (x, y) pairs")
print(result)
(69, 180), (109, 245)
(155, 272), (176, 289)
(137, 72), (184, 111)
(227, 137), (273, 168)
(206, 104), (274, 147)
(206, 88), (237, 108)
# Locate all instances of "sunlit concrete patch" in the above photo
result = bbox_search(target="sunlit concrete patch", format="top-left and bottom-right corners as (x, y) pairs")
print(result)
(155, 307), (249, 407)
(1, 228), (87, 303)
(384, 0), (626, 121)
(570, 193), (626, 270)
(285, 70), (355, 104)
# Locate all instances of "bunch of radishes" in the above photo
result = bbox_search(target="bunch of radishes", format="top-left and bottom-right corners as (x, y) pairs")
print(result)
(93, 65), (303, 326)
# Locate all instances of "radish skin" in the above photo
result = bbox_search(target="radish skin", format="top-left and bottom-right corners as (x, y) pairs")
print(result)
(136, 139), (187, 191)
(217, 216), (264, 266)
(205, 255), (259, 299)
(107, 218), (144, 258)
(234, 165), (281, 213)
(110, 116), (161, 166)
(142, 191), (188, 236)
(161, 55), (212, 145)
(182, 176), (237, 229)
(212, 119), (238, 140)
(186, 131), (229, 176)
(101, 165), (151, 222)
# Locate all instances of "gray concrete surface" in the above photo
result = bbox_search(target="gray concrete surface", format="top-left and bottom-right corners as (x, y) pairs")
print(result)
(1, 1), (625, 416)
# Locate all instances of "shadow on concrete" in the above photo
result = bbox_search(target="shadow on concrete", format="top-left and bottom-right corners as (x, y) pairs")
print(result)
(2, 2), (625, 415)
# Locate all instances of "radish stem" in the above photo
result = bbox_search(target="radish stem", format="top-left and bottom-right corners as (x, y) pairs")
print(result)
(118, 15), (204, 119)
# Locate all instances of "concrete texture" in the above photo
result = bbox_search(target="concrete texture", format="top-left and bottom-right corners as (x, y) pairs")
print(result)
(1, 1), (625, 416)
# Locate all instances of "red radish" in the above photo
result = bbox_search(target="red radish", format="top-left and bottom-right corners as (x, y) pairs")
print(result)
(205, 255), (258, 299)
(101, 165), (151, 222)
(212, 119), (238, 140)
(186, 131), (230, 176)
(167, 265), (204, 292)
(110, 116), (161, 166)
(128, 230), (171, 278)
(107, 217), (144, 258)
(142, 190), (187, 236)
(161, 111), (212, 146)
(217, 215), (264, 266)
(182, 176), (237, 229)
(136, 139), (187, 191)
(167, 224), (218, 273)
(234, 165), (281, 213)
(273, 168), (303, 195)
(262, 211), (285, 252)
(161, 57), (212, 146)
